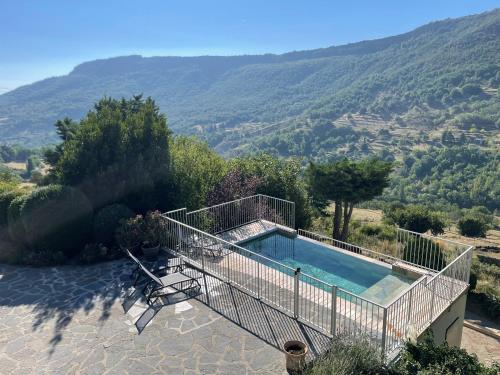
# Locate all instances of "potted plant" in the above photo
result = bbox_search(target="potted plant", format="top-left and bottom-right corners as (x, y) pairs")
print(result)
(284, 340), (308, 373)
(141, 211), (163, 260)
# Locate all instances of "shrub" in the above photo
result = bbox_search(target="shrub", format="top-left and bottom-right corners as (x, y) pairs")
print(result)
(359, 223), (396, 241)
(384, 204), (446, 235)
(468, 292), (500, 323)
(20, 248), (67, 267)
(360, 223), (382, 237)
(403, 236), (447, 271)
(78, 243), (109, 264)
(93, 204), (134, 246)
(469, 268), (478, 291)
(397, 332), (499, 375)
(115, 210), (164, 251)
(7, 194), (27, 245)
(19, 185), (93, 257)
(0, 233), (21, 264)
(0, 189), (25, 227)
(302, 334), (390, 375)
(458, 216), (488, 237)
(116, 214), (144, 252)
(142, 210), (164, 247)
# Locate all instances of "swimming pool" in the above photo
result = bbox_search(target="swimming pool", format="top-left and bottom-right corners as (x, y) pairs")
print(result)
(239, 232), (414, 304)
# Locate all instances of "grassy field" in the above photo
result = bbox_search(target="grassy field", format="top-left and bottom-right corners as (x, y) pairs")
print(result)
(3, 161), (26, 171)
(352, 207), (500, 248)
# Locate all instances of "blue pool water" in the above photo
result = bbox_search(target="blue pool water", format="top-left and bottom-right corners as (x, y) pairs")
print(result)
(240, 232), (413, 302)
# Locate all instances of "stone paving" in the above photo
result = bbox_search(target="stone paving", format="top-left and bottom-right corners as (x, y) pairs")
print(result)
(0, 259), (330, 375)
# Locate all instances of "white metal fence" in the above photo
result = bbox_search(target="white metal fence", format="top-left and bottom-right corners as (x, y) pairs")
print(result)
(183, 194), (295, 234)
(299, 228), (473, 356)
(161, 196), (473, 359)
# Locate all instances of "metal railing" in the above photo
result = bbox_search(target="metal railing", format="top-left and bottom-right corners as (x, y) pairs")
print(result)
(299, 227), (473, 356)
(185, 194), (295, 234)
(396, 228), (471, 272)
(161, 215), (297, 315)
(161, 214), (392, 355)
(162, 197), (473, 359)
(298, 229), (401, 265)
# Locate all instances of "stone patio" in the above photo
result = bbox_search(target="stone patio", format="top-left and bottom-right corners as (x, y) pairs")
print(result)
(0, 258), (330, 375)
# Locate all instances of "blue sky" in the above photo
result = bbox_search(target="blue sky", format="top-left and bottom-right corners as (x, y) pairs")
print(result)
(0, 0), (498, 92)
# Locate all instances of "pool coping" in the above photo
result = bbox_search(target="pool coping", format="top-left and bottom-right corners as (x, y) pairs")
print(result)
(297, 234), (394, 270)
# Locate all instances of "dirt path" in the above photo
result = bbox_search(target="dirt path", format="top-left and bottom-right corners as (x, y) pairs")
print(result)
(461, 326), (500, 365)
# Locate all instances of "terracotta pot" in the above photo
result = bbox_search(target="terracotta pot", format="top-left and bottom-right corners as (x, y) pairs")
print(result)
(142, 243), (160, 261)
(284, 340), (308, 373)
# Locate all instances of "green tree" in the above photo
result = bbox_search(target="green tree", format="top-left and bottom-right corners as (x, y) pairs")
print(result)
(232, 154), (312, 228)
(43, 118), (79, 166)
(170, 136), (227, 210)
(384, 204), (446, 235)
(49, 95), (172, 212)
(307, 158), (392, 241)
(458, 209), (492, 237)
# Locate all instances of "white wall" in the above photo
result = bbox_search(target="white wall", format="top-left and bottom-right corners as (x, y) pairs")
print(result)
(426, 291), (468, 347)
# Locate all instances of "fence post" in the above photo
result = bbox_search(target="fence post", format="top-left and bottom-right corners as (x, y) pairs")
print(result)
(429, 281), (437, 323)
(200, 234), (206, 273)
(381, 308), (388, 359)
(406, 287), (414, 325)
(294, 268), (300, 319)
(330, 285), (337, 336)
(226, 246), (231, 284)
(257, 261), (261, 300)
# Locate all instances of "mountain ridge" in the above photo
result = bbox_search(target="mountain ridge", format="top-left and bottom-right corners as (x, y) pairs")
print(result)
(0, 8), (498, 146)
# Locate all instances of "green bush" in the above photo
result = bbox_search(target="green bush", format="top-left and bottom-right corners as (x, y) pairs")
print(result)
(360, 223), (382, 237)
(19, 185), (93, 257)
(397, 332), (499, 375)
(468, 292), (500, 323)
(458, 216), (488, 238)
(384, 204), (446, 235)
(359, 223), (396, 241)
(93, 204), (134, 246)
(403, 236), (447, 271)
(0, 189), (25, 227)
(20, 248), (67, 267)
(7, 194), (27, 245)
(302, 335), (390, 375)
(469, 268), (478, 291)
(78, 243), (109, 264)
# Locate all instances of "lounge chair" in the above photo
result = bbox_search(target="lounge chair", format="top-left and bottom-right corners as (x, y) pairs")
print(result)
(125, 249), (184, 286)
(140, 264), (202, 306)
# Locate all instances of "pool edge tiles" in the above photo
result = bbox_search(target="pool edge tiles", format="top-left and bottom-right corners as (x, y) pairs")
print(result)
(298, 235), (393, 270)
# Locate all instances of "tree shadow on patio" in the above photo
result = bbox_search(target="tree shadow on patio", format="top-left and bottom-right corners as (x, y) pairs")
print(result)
(0, 258), (134, 355)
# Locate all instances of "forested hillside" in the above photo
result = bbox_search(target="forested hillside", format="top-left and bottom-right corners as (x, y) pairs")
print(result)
(0, 9), (498, 147)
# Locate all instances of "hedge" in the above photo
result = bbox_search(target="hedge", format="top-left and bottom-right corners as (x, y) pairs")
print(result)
(0, 189), (25, 227)
(93, 203), (134, 246)
(17, 185), (93, 257)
